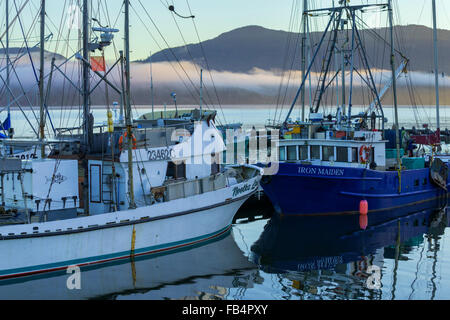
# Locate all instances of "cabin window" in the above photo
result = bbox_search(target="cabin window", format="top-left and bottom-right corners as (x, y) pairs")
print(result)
(279, 147), (286, 161)
(336, 147), (348, 162)
(414, 179), (420, 187)
(311, 145), (320, 160)
(322, 146), (335, 162)
(299, 145), (308, 160)
(287, 146), (297, 161)
(351, 147), (359, 163)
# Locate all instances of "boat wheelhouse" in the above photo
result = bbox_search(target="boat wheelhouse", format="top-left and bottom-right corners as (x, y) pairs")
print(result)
(278, 119), (386, 170)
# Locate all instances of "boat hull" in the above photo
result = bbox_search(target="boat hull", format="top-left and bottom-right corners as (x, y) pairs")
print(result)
(0, 174), (260, 280)
(0, 232), (256, 300)
(260, 163), (449, 223)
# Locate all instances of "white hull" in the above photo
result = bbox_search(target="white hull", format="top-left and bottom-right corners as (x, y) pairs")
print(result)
(0, 232), (256, 300)
(0, 174), (260, 280)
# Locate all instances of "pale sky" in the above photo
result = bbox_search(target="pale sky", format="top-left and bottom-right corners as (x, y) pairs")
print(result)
(1, 0), (449, 62)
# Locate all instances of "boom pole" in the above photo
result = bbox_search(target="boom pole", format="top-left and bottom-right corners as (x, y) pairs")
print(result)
(301, 0), (307, 122)
(82, 0), (91, 214)
(124, 0), (136, 209)
(6, 0), (11, 139)
(388, 0), (402, 190)
(432, 0), (440, 132)
(39, 0), (46, 158)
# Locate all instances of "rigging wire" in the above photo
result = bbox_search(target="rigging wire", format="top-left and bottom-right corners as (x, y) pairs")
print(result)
(272, 0), (298, 125)
(132, 0), (224, 126)
(166, 2), (217, 112)
(185, 0), (227, 125)
(276, 1), (304, 125)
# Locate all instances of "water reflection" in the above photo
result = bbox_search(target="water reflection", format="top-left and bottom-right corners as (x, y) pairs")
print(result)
(251, 208), (449, 300)
(0, 231), (258, 300)
(2, 207), (449, 300)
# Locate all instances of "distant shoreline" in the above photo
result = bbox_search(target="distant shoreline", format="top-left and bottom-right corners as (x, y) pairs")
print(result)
(6, 104), (449, 110)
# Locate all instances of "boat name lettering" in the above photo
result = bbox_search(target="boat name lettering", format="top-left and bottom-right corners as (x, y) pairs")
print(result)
(232, 180), (259, 197)
(147, 148), (175, 161)
(299, 167), (345, 176)
(14, 153), (38, 160)
(297, 256), (343, 271)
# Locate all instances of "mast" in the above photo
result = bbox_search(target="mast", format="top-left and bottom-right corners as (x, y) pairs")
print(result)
(300, 0), (307, 122)
(6, 0), (10, 139)
(124, 0), (136, 209)
(150, 52), (154, 120)
(432, 0), (440, 132)
(39, 0), (45, 158)
(82, 0), (91, 151)
(200, 69), (203, 115)
(82, 0), (91, 214)
(120, 51), (125, 124)
(347, 10), (356, 128)
(388, 0), (402, 183)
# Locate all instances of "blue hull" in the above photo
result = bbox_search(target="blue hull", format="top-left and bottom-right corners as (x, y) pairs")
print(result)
(260, 163), (449, 224)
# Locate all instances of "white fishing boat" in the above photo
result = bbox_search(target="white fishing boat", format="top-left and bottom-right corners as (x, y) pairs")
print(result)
(0, 0), (262, 280)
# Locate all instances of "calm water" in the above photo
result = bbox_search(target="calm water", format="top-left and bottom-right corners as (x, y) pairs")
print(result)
(0, 205), (449, 300)
(1, 106), (450, 300)
(6, 104), (450, 137)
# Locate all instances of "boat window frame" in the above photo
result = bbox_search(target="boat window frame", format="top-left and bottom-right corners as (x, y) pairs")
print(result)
(351, 147), (359, 163)
(287, 146), (298, 161)
(322, 145), (335, 162)
(311, 145), (321, 160)
(279, 146), (287, 161)
(299, 145), (309, 161)
(336, 146), (349, 163)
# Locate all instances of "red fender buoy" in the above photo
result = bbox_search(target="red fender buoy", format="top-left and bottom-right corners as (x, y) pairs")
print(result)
(359, 200), (368, 216)
(359, 200), (369, 230)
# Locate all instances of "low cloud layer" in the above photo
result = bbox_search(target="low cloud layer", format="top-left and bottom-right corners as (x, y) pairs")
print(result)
(1, 56), (449, 107)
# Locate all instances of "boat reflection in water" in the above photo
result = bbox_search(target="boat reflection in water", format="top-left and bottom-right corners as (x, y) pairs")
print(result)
(251, 208), (449, 299)
(0, 230), (258, 300)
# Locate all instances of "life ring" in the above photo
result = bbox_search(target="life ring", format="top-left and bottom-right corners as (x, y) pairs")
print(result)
(359, 145), (371, 164)
(118, 131), (137, 151)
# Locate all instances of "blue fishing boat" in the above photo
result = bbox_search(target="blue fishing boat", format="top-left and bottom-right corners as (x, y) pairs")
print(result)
(260, 1), (449, 222)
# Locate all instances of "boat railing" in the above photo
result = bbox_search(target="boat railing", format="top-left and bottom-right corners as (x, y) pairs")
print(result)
(160, 172), (228, 202)
(156, 165), (259, 202)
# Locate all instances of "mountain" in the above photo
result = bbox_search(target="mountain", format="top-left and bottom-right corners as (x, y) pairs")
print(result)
(140, 24), (450, 75)
(0, 47), (66, 61)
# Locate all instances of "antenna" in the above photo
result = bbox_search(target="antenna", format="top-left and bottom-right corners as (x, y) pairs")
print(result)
(91, 18), (119, 51)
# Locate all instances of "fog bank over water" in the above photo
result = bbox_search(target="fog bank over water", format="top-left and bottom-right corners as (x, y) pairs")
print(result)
(2, 59), (450, 107)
